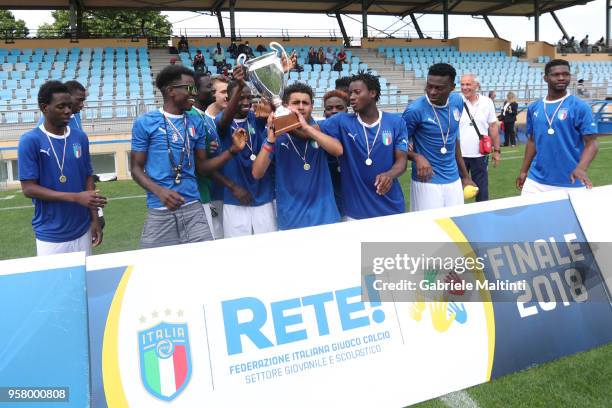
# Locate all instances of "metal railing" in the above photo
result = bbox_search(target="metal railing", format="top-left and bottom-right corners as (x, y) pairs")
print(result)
(1, 84), (608, 141)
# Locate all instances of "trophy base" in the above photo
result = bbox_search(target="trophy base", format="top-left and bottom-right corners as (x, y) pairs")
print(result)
(273, 112), (301, 136)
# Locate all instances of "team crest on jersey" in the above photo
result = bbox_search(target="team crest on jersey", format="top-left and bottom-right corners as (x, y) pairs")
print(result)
(139, 321), (192, 401)
(310, 140), (320, 149)
(382, 130), (393, 146)
(189, 126), (196, 138)
(72, 143), (82, 159)
(557, 109), (568, 121)
(453, 108), (461, 122)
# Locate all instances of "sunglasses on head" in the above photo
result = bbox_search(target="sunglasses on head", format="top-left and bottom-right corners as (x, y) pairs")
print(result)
(169, 83), (196, 94)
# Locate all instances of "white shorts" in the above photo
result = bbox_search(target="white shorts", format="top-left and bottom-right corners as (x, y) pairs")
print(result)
(210, 200), (224, 239)
(36, 230), (92, 257)
(341, 216), (356, 222)
(223, 202), (277, 238)
(202, 204), (216, 240)
(410, 178), (464, 212)
(521, 178), (586, 195)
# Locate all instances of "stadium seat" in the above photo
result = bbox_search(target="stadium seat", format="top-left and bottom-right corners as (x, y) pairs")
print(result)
(21, 110), (35, 123)
(5, 111), (19, 124)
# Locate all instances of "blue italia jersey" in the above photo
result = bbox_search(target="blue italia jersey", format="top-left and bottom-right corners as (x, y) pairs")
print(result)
(402, 93), (464, 184)
(131, 109), (206, 208)
(526, 95), (598, 187)
(203, 111), (225, 201)
(272, 128), (340, 231)
(188, 108), (222, 204)
(18, 126), (93, 242)
(320, 111), (408, 219)
(215, 111), (274, 206)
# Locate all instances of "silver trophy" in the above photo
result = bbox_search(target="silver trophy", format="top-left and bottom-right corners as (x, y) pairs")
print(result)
(237, 42), (300, 136)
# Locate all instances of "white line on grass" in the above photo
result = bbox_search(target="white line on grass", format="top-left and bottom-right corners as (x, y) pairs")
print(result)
(0, 194), (145, 211)
(440, 390), (481, 408)
(501, 146), (612, 161)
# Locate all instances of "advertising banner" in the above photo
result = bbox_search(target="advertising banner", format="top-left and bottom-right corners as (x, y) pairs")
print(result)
(86, 189), (612, 407)
(0, 253), (89, 407)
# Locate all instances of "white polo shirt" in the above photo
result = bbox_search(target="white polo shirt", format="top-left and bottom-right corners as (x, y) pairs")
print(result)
(459, 94), (497, 158)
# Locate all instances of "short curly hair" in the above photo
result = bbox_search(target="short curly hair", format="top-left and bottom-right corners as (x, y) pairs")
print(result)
(282, 82), (314, 104)
(349, 72), (381, 102)
(323, 89), (349, 105)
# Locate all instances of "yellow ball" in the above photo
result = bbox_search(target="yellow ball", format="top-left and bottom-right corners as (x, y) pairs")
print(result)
(463, 185), (479, 200)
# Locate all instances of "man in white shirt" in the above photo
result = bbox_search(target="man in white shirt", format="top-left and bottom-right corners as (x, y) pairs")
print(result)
(459, 74), (501, 201)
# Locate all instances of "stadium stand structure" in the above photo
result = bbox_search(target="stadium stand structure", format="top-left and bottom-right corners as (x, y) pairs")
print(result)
(0, 46), (155, 126)
(1, 42), (610, 142)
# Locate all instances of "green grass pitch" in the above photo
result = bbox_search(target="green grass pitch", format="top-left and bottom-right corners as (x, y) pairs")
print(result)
(1, 140), (611, 407)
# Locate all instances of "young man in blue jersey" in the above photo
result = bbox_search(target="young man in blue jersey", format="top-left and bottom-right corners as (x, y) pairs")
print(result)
(517, 59), (599, 194)
(216, 70), (277, 237)
(323, 89), (350, 217)
(131, 65), (246, 248)
(319, 72), (409, 221)
(252, 82), (343, 230)
(18, 81), (106, 256)
(402, 63), (475, 211)
(190, 73), (248, 239)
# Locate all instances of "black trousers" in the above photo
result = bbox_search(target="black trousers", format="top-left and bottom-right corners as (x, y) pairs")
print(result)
(463, 156), (489, 202)
(503, 120), (516, 146)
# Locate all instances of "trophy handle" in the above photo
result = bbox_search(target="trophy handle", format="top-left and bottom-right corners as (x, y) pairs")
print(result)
(236, 53), (247, 65)
(269, 41), (288, 61)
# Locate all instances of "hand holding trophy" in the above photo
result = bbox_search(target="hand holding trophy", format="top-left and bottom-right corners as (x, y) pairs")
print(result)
(237, 42), (301, 136)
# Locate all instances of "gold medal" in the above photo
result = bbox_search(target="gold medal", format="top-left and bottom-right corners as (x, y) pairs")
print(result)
(59, 175), (67, 183)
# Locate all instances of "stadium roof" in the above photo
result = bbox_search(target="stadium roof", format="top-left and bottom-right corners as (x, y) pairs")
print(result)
(0, 0), (596, 18)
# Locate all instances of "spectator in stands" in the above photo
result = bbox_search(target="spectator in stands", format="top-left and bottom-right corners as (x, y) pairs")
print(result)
(333, 59), (343, 72)
(252, 82), (342, 230)
(323, 89), (350, 217)
(488, 90), (496, 102)
(401, 63), (476, 211)
(593, 36), (605, 52)
(335, 76), (351, 94)
(215, 66), (276, 237)
(178, 36), (189, 53)
(580, 35), (589, 53)
(193, 49), (206, 73)
(320, 72), (409, 221)
(517, 59), (599, 194)
(501, 92), (518, 147)
(228, 41), (238, 59)
(316, 47), (325, 65)
(18, 81), (106, 256)
(222, 63), (232, 77)
(169, 56), (177, 65)
(576, 79), (591, 98)
(307, 47), (316, 66)
(558, 37), (568, 52)
(337, 47), (347, 65)
(458, 74), (501, 202)
(325, 47), (335, 65)
(238, 41), (255, 58)
(212, 42), (226, 73)
(256, 44), (267, 53)
(130, 65), (245, 248)
(567, 36), (578, 53)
